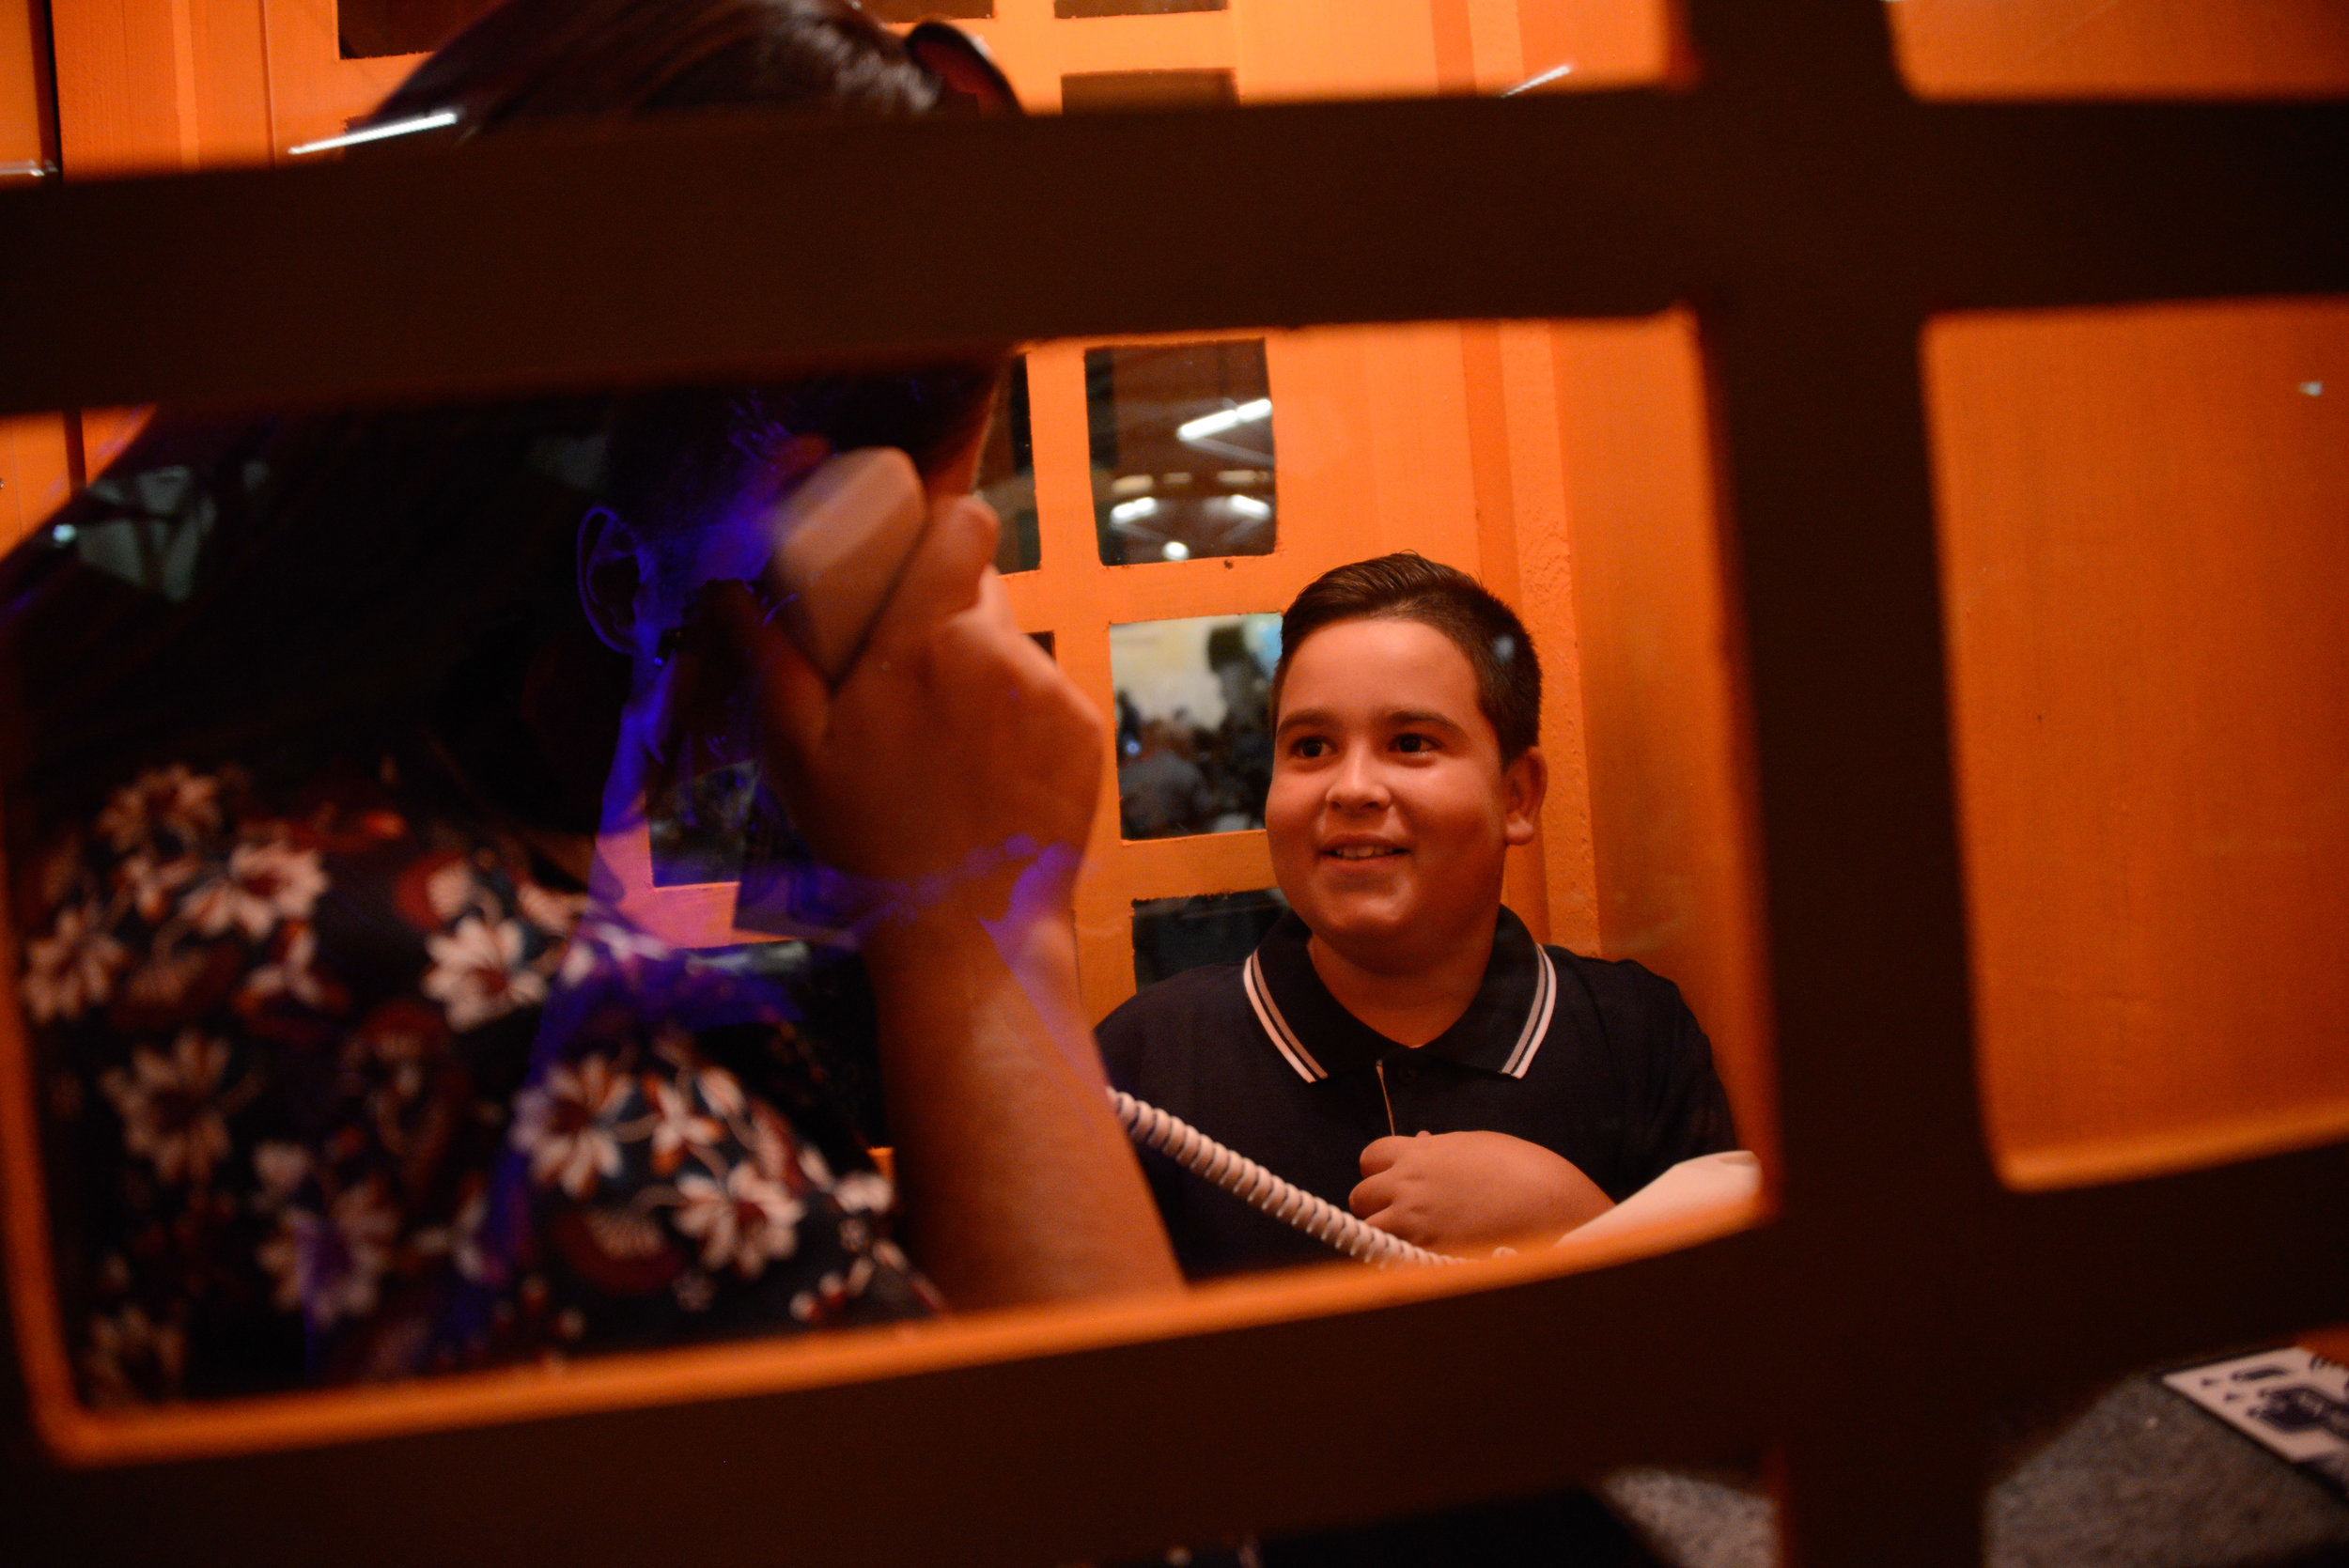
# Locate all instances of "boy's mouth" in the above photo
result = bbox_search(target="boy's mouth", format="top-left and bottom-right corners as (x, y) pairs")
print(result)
(1324, 843), (1406, 861)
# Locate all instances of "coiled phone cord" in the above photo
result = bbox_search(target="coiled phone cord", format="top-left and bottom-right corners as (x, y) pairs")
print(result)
(1109, 1089), (1457, 1268)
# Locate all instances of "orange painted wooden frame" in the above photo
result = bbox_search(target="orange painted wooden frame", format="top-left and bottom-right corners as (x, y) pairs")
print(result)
(0, 1), (2344, 1565)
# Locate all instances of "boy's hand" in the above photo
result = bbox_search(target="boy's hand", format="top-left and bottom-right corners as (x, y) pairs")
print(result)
(1351, 1130), (1614, 1253)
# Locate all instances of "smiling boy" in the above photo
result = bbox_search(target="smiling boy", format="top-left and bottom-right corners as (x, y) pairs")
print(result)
(1098, 553), (1738, 1278)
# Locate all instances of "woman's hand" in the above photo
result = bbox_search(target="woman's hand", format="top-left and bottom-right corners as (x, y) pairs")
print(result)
(1351, 1129), (1615, 1254)
(715, 494), (1100, 913)
(709, 489), (1176, 1308)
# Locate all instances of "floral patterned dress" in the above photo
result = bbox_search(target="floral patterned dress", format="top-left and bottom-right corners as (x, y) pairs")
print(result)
(15, 748), (934, 1405)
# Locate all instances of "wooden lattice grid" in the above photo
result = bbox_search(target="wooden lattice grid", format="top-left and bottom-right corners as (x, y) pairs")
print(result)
(0, 0), (2344, 1563)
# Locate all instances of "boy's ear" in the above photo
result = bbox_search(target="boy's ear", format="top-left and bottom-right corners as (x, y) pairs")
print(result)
(577, 505), (643, 656)
(1502, 746), (1548, 846)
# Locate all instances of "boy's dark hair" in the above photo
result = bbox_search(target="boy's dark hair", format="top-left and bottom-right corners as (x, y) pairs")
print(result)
(1271, 552), (1542, 762)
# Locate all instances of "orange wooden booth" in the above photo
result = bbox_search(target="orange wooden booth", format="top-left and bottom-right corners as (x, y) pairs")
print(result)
(0, 1), (2344, 1563)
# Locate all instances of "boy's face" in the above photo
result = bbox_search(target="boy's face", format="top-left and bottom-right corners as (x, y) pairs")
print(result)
(1267, 616), (1544, 972)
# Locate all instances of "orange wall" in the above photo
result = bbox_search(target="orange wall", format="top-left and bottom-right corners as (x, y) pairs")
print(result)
(0, 0), (70, 551)
(1890, 0), (2349, 99)
(1532, 312), (1776, 1173)
(1930, 298), (2349, 1188)
(1894, 3), (2349, 1190)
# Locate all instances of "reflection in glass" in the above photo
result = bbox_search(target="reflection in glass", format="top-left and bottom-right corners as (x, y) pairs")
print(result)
(339, 0), (496, 59)
(1087, 340), (1275, 566)
(977, 357), (1040, 574)
(1131, 887), (1286, 987)
(649, 760), (759, 885)
(1060, 69), (1237, 113)
(1058, 0), (1226, 17)
(1111, 612), (1280, 839)
(863, 0), (993, 18)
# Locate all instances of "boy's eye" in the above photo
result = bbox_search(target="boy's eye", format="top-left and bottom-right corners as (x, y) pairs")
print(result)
(1289, 735), (1331, 759)
(1392, 732), (1436, 754)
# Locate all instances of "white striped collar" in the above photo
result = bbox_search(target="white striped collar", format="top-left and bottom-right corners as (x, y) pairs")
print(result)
(1243, 909), (1559, 1083)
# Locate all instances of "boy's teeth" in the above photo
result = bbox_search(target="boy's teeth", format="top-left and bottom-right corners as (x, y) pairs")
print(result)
(1330, 846), (1398, 859)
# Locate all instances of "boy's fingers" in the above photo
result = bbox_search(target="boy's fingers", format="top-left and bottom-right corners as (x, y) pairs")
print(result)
(1348, 1172), (1393, 1219)
(865, 495), (999, 659)
(1358, 1135), (1409, 1174)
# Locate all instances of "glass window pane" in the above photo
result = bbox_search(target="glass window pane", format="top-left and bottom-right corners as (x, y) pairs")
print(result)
(338, 0), (495, 60)
(1111, 611), (1281, 839)
(977, 356), (1039, 574)
(1130, 887), (1286, 988)
(1087, 340), (1275, 566)
(1058, 0), (1226, 17)
(863, 0), (993, 19)
(1060, 69), (1237, 113)
(648, 760), (758, 886)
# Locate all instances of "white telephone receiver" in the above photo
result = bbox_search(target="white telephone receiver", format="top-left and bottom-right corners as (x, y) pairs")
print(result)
(760, 446), (933, 686)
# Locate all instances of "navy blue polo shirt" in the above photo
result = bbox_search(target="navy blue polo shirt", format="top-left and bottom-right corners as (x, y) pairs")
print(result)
(1098, 907), (1737, 1278)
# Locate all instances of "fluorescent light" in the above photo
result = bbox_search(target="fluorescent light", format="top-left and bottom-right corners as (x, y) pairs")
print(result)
(1161, 540), (1190, 562)
(1225, 493), (1272, 521)
(1176, 397), (1272, 444)
(1501, 62), (1575, 96)
(1111, 474), (1154, 496)
(288, 109), (460, 156)
(1218, 468), (1269, 486)
(1111, 497), (1159, 523)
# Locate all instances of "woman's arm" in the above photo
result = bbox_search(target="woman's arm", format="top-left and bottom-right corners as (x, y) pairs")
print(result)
(717, 498), (1178, 1308)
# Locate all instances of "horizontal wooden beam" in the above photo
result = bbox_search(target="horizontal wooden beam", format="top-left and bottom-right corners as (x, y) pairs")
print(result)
(0, 94), (2339, 418)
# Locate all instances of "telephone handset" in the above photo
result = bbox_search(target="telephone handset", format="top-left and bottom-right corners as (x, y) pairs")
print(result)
(755, 449), (1450, 1266)
(759, 446), (934, 685)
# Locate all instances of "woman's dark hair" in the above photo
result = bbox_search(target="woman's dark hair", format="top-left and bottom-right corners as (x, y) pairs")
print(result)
(1270, 552), (1543, 762)
(0, 0), (1006, 829)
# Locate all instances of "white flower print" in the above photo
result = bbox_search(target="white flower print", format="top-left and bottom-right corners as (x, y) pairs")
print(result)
(257, 1181), (398, 1326)
(95, 766), (221, 853)
(450, 1185), (494, 1283)
(515, 881), (587, 941)
(423, 858), (481, 925)
(748, 1106), (794, 1183)
(22, 900), (127, 1023)
(644, 1078), (723, 1175)
(672, 1164), (804, 1278)
(796, 1141), (834, 1188)
(99, 1031), (234, 1185)
(413, 1184), (496, 1283)
(422, 915), (547, 1031)
(693, 1063), (746, 1121)
(117, 947), (210, 1015)
(181, 839), (327, 942)
(82, 1305), (188, 1406)
(508, 1054), (632, 1199)
(555, 917), (674, 988)
(580, 1204), (666, 1261)
(252, 1141), (312, 1207)
(240, 922), (330, 1010)
(832, 1170), (894, 1217)
(116, 851), (199, 923)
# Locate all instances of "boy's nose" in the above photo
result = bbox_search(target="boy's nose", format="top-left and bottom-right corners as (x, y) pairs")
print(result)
(1326, 746), (1391, 809)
